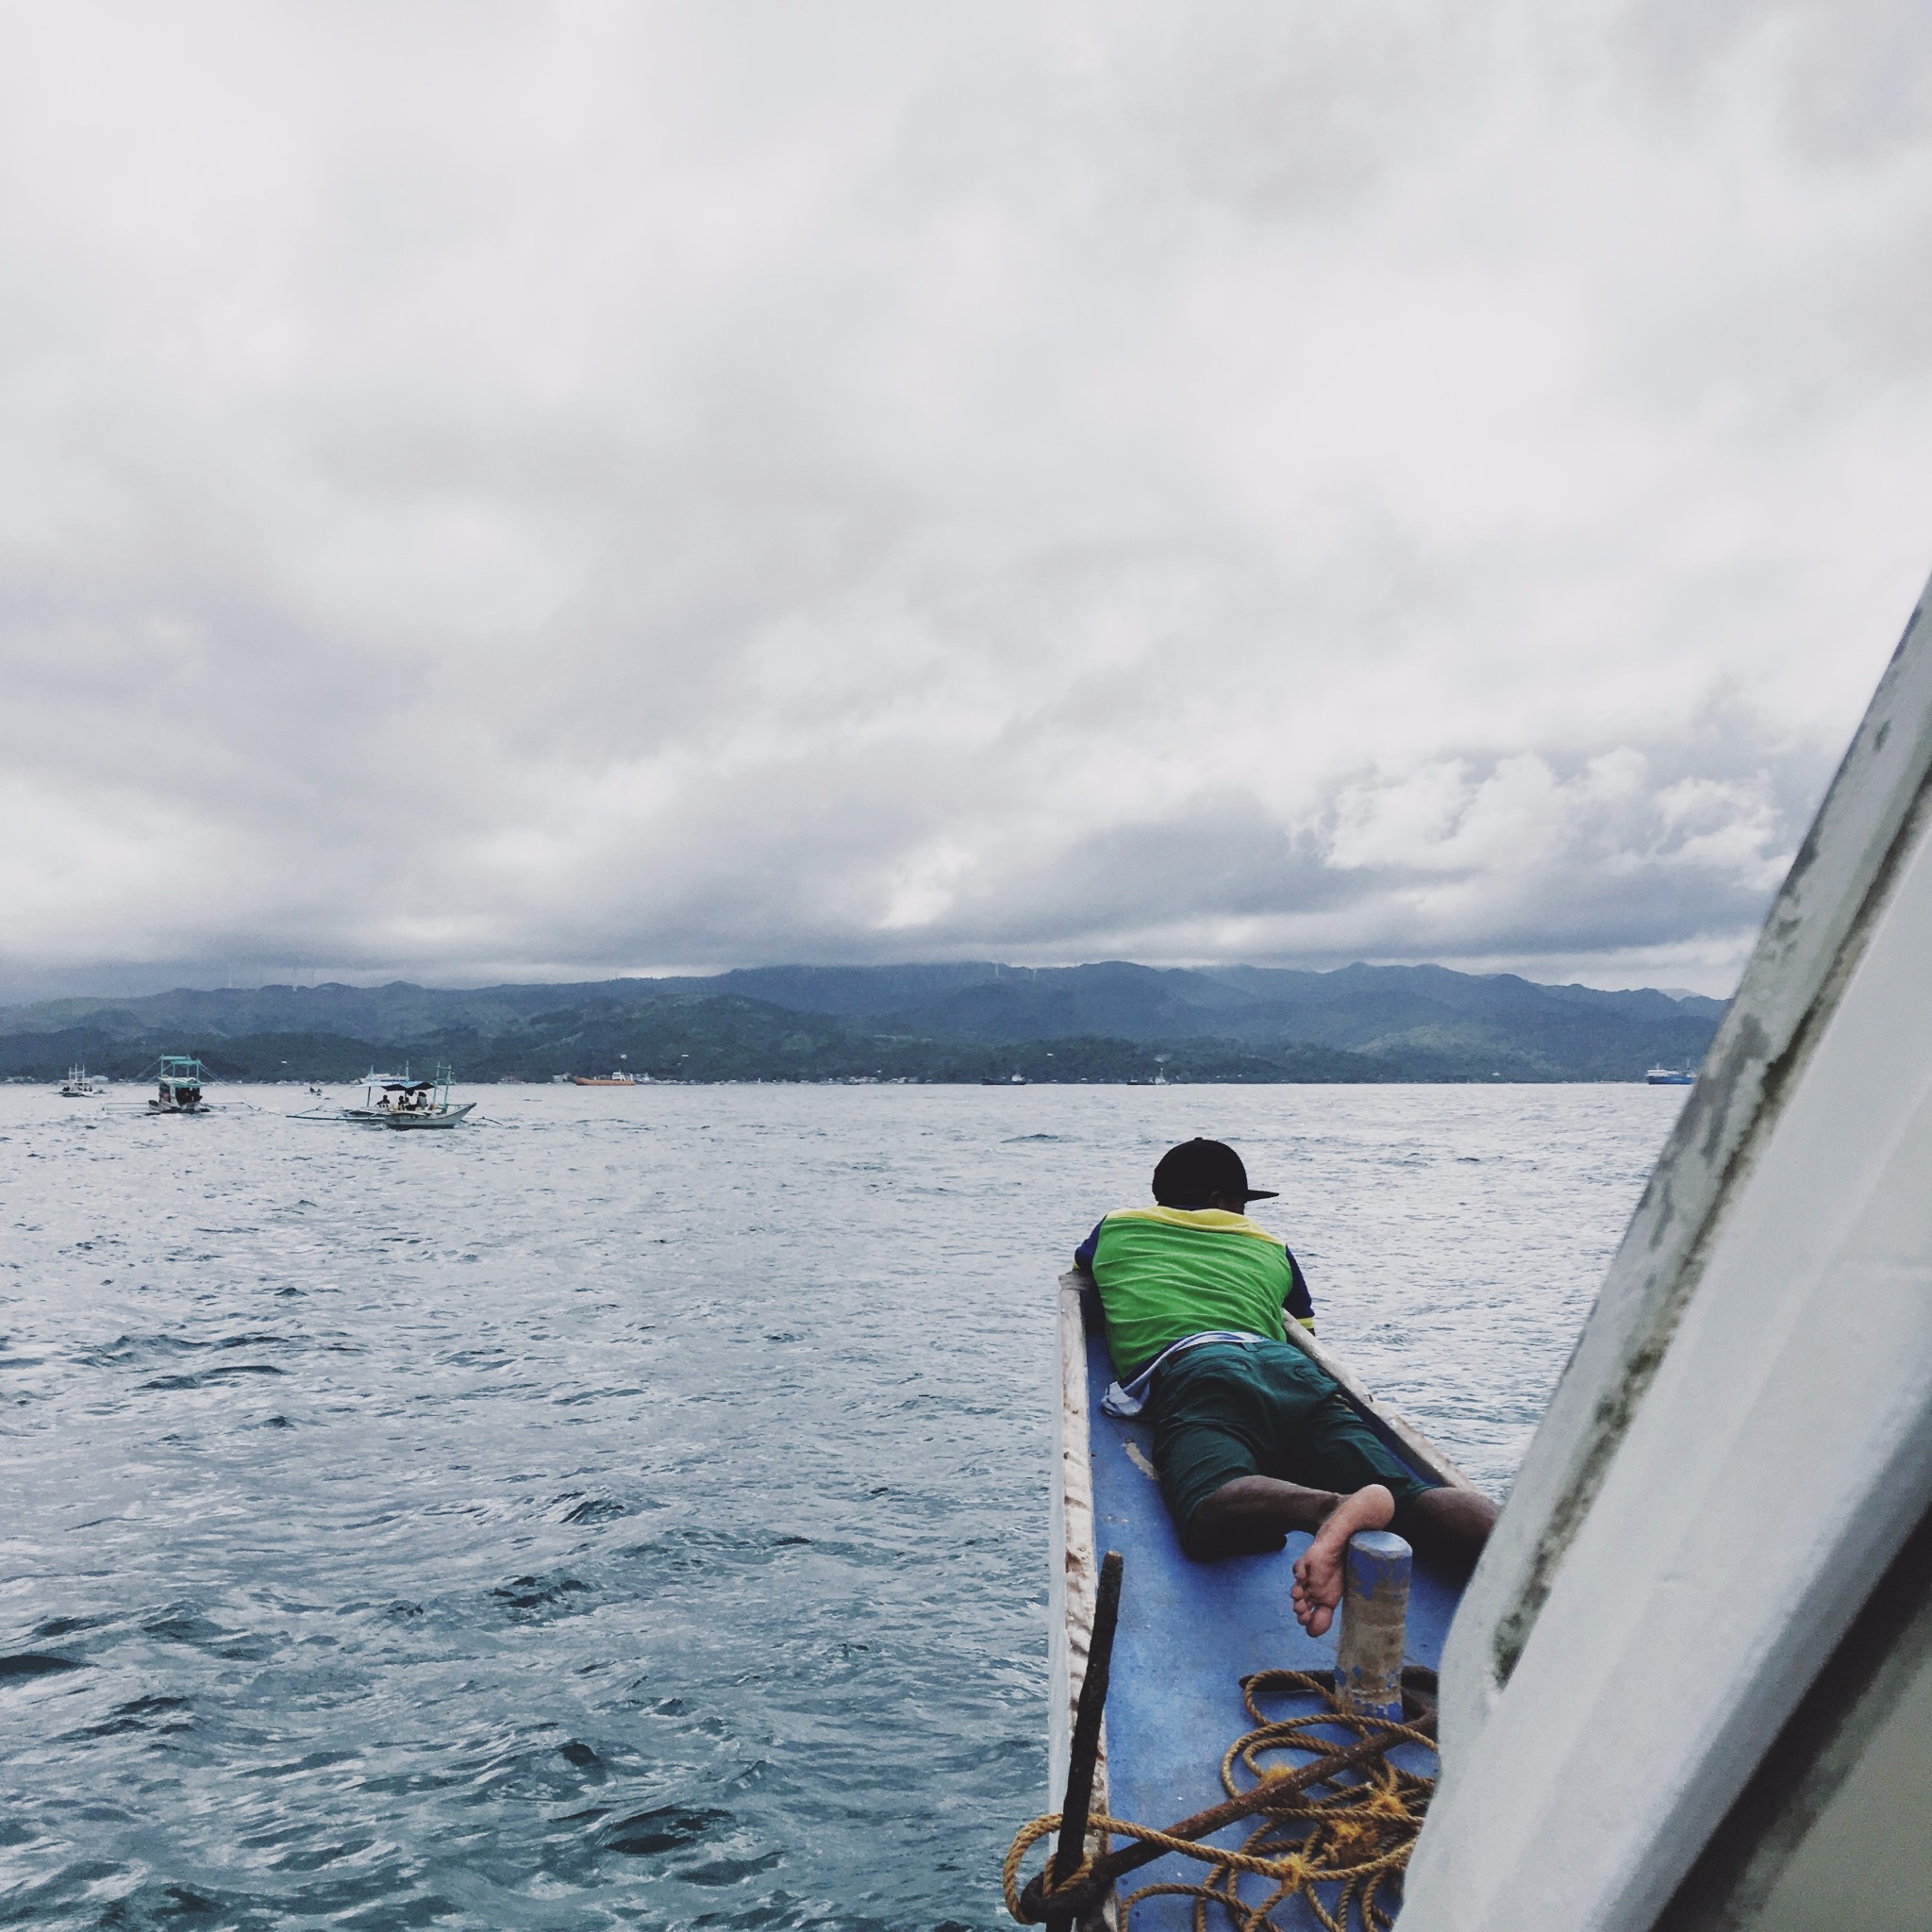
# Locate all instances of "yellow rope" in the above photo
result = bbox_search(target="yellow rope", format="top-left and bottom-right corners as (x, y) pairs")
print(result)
(1002, 1671), (1436, 1932)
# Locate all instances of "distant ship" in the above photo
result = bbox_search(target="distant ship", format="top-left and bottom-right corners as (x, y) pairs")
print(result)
(572, 1071), (642, 1086)
(58, 1065), (105, 1097)
(1645, 1065), (1696, 1086)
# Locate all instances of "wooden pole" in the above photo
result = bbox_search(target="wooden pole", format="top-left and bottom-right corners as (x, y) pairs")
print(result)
(1045, 1547), (1123, 1932)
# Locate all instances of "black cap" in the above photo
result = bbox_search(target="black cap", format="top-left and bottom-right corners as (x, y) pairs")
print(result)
(1151, 1138), (1277, 1207)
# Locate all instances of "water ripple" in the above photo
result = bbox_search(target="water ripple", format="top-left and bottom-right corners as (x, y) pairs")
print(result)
(0, 1082), (1678, 1929)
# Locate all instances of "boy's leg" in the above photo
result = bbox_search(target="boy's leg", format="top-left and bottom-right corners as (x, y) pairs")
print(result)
(1402, 1484), (1498, 1574)
(1286, 1386), (1498, 1572)
(1181, 1471), (1390, 1561)
(1148, 1349), (1277, 1558)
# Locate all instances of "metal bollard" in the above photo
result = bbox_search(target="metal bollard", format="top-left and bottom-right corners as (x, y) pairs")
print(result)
(1333, 1529), (1411, 1721)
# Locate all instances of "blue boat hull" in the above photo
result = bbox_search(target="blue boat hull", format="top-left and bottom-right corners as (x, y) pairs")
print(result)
(1053, 1275), (1474, 1929)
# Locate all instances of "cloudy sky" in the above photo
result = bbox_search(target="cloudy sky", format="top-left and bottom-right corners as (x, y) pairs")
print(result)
(5, 1), (1930, 1000)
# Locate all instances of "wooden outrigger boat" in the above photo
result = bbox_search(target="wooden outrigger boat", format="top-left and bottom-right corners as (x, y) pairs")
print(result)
(1018, 571), (1932, 1930)
(341, 1064), (475, 1129)
(148, 1055), (207, 1113)
(1041, 1273), (1483, 1930)
(1025, 566), (1932, 1932)
(1025, 569), (1932, 1931)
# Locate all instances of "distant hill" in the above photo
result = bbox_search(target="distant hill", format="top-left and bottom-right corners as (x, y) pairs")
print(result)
(0, 961), (1724, 1084)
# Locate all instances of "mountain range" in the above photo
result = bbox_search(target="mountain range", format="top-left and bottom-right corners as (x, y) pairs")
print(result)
(0, 961), (1724, 1084)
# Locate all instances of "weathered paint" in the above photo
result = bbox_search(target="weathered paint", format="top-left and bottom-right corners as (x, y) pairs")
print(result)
(1335, 1531), (1411, 1722)
(1049, 1274), (1111, 1875)
(1655, 1500), (1932, 1928)
(1400, 567), (1932, 1929)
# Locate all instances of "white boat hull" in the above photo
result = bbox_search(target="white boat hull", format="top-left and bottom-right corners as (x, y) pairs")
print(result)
(381, 1103), (475, 1129)
(1403, 566), (1932, 1930)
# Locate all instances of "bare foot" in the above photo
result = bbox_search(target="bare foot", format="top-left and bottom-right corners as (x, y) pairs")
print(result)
(1291, 1484), (1394, 1638)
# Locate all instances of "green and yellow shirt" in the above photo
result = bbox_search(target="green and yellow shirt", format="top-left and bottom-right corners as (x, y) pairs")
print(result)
(1074, 1207), (1315, 1382)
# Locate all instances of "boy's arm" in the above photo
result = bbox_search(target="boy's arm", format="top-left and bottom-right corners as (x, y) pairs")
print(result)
(1072, 1218), (1107, 1274)
(1284, 1244), (1316, 1331)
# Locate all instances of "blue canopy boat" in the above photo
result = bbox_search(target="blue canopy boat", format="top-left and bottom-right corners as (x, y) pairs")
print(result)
(341, 1063), (476, 1129)
(1043, 1271), (1481, 1930)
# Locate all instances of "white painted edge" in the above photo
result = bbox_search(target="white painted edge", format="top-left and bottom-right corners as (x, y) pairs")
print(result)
(1049, 1271), (1111, 1894)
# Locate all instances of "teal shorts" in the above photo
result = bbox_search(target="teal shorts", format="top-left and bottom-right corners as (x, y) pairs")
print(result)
(1149, 1340), (1435, 1540)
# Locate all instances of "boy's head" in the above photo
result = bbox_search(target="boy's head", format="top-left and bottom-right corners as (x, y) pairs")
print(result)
(1152, 1138), (1277, 1210)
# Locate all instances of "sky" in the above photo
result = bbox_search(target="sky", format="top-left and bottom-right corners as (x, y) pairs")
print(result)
(4, 1), (1931, 1002)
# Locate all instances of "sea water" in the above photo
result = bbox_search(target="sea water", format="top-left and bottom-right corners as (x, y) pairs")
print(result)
(0, 1082), (1683, 1931)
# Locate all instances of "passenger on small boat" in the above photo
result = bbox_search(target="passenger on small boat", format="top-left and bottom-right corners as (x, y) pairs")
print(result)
(1074, 1137), (1497, 1636)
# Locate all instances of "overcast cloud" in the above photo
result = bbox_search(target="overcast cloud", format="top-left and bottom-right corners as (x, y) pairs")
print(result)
(3, 0), (1929, 999)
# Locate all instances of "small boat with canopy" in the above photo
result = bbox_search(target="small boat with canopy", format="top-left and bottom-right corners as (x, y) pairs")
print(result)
(148, 1056), (206, 1113)
(341, 1064), (475, 1129)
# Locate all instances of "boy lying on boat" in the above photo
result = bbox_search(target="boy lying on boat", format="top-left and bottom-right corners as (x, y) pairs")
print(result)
(1074, 1138), (1497, 1636)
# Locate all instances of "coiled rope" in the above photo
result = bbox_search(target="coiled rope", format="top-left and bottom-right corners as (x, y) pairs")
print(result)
(1002, 1670), (1437, 1932)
